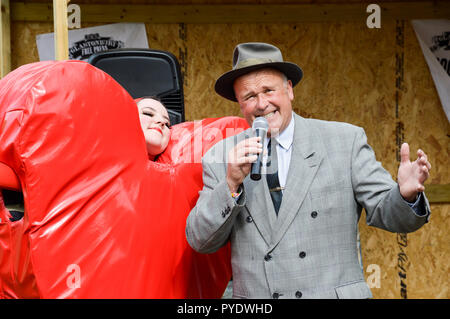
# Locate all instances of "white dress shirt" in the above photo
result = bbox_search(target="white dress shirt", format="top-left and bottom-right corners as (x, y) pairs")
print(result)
(262, 112), (295, 191)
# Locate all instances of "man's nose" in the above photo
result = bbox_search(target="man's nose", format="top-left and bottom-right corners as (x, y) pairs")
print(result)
(256, 93), (269, 110)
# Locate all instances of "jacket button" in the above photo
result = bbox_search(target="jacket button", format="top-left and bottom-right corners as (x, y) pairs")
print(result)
(295, 291), (302, 298)
(264, 253), (272, 261)
(246, 216), (253, 223)
(311, 211), (318, 218)
(272, 292), (279, 299)
(299, 251), (306, 258)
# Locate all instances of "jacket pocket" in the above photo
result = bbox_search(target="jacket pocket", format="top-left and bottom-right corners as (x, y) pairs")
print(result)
(334, 280), (373, 299)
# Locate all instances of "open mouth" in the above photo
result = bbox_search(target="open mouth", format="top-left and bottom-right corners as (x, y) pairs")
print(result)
(263, 110), (277, 119)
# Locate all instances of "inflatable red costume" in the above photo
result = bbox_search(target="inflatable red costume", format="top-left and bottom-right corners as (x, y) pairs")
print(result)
(0, 61), (249, 298)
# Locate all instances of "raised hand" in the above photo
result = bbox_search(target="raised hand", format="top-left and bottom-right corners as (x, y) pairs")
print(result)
(226, 137), (262, 193)
(397, 143), (431, 202)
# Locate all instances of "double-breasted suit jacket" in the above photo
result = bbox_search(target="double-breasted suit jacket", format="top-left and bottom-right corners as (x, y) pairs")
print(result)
(186, 113), (430, 299)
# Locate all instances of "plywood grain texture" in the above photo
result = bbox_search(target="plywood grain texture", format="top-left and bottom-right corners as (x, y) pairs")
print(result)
(9, 1), (450, 23)
(6, 1), (450, 299)
(1, 0), (11, 77)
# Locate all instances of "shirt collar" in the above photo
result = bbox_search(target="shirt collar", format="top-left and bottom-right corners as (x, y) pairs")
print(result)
(275, 112), (294, 150)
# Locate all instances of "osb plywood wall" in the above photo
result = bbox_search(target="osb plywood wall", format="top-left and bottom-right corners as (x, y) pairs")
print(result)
(9, 16), (449, 298)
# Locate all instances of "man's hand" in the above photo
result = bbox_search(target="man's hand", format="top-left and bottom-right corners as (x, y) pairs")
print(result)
(226, 137), (262, 193)
(398, 143), (431, 202)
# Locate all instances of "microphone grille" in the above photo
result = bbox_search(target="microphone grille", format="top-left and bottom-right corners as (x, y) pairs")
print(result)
(252, 117), (268, 131)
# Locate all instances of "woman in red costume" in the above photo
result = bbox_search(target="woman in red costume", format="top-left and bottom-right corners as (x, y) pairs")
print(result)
(0, 60), (245, 298)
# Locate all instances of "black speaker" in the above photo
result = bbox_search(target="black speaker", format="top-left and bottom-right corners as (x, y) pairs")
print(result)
(88, 49), (185, 125)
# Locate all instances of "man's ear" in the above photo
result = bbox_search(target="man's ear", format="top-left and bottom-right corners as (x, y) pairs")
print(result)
(287, 79), (294, 101)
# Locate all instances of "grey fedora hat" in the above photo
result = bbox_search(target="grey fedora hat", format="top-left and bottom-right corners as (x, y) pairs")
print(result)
(214, 42), (303, 102)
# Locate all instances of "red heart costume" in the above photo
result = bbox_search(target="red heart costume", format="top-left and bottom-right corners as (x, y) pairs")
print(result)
(0, 61), (249, 298)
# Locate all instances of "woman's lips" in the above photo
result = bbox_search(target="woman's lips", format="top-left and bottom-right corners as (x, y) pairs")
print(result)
(149, 127), (162, 135)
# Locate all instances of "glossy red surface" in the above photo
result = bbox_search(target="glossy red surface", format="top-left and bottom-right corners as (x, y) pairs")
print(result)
(0, 61), (249, 298)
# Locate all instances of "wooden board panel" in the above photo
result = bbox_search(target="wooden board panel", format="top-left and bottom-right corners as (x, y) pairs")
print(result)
(1, 0), (11, 77)
(52, 0), (68, 60)
(7, 10), (450, 298)
(10, 2), (450, 23)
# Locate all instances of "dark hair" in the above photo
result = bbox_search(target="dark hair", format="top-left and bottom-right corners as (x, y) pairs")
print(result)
(136, 95), (163, 105)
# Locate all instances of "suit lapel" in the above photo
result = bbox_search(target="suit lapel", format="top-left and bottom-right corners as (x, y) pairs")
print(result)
(270, 114), (323, 248)
(243, 176), (274, 246)
(236, 128), (273, 246)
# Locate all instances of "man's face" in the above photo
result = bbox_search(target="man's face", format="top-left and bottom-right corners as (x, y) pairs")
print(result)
(233, 68), (294, 137)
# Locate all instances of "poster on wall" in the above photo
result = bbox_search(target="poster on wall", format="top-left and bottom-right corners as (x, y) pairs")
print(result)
(36, 23), (149, 62)
(412, 19), (450, 122)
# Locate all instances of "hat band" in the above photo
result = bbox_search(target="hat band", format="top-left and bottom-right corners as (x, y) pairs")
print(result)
(234, 58), (276, 70)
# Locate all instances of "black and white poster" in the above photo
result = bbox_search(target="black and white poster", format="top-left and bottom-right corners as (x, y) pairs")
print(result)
(412, 19), (450, 122)
(36, 23), (149, 62)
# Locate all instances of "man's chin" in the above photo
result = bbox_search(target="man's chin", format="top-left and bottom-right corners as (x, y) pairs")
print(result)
(268, 126), (281, 137)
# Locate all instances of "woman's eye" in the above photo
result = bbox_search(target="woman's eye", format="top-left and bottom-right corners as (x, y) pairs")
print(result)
(143, 112), (153, 117)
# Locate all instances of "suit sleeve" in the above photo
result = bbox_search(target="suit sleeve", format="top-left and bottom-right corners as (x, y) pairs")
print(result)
(186, 155), (246, 254)
(351, 127), (430, 233)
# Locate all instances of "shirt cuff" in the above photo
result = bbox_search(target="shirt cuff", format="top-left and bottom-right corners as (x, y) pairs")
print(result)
(405, 192), (426, 216)
(231, 185), (243, 202)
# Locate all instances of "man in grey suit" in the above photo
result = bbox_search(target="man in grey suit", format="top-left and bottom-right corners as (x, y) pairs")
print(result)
(186, 42), (431, 299)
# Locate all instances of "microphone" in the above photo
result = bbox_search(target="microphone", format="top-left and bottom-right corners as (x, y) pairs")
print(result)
(250, 117), (269, 181)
